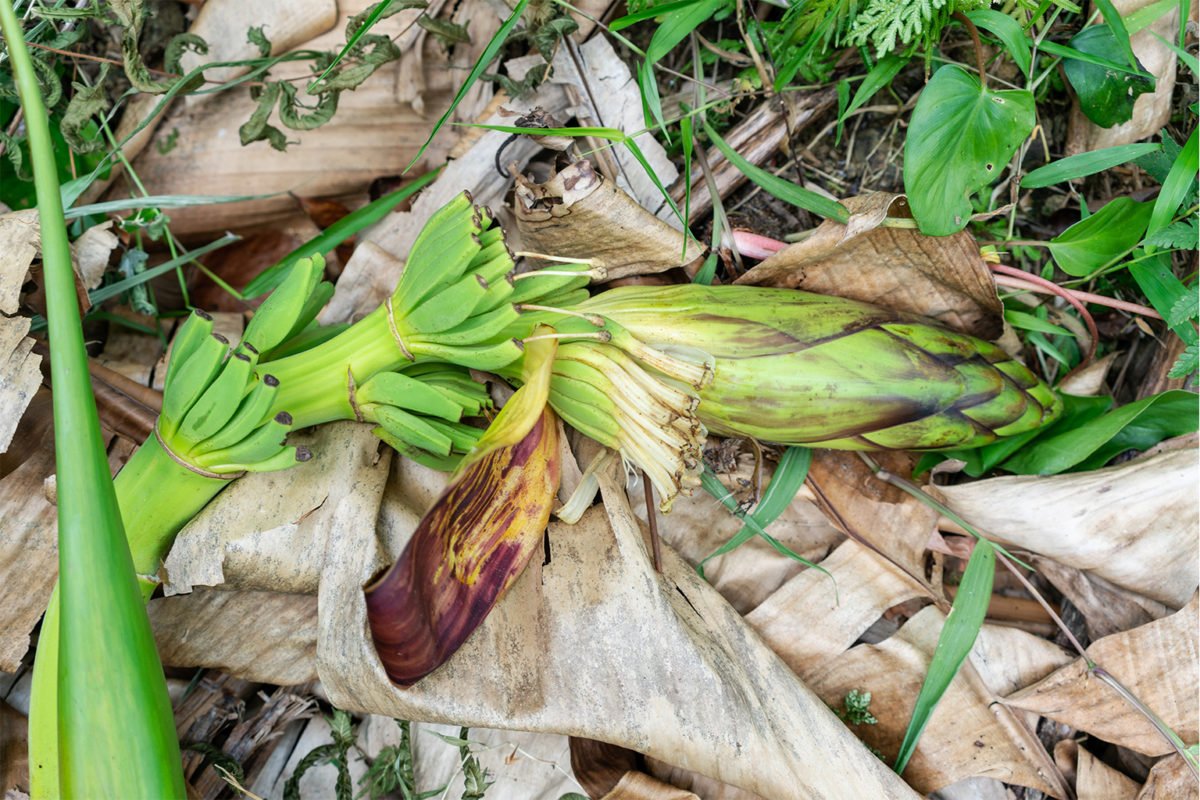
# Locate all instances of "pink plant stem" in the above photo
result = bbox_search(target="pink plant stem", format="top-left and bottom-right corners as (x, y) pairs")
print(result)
(990, 264), (1099, 363)
(732, 229), (787, 260)
(993, 274), (1162, 320)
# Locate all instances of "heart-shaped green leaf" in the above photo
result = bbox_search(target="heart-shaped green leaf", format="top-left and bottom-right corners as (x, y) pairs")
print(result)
(904, 66), (1035, 236)
(1063, 25), (1155, 128)
(1047, 196), (1154, 276)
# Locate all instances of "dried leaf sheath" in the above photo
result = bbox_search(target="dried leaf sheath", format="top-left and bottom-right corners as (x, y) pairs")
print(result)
(365, 408), (560, 686)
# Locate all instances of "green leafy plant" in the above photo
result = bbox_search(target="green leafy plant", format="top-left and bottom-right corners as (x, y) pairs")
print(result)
(904, 63), (1035, 235)
(847, 0), (988, 58)
(1062, 25), (1155, 128)
(837, 689), (879, 726)
(285, 710), (357, 800)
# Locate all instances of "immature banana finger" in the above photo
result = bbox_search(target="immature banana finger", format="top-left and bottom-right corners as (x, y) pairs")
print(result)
(405, 273), (490, 334)
(161, 333), (230, 441)
(177, 346), (259, 443)
(370, 406), (454, 456)
(164, 309), (214, 387)
(357, 372), (463, 421)
(238, 445), (313, 473)
(281, 280), (335, 345)
(409, 339), (524, 372)
(193, 411), (293, 470)
(420, 304), (518, 347)
(191, 374), (280, 456)
(242, 256), (324, 354)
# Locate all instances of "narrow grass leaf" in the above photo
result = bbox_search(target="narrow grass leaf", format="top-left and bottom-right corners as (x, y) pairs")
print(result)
(1150, 31), (1199, 73)
(699, 446), (811, 571)
(405, 0), (529, 172)
(244, 166), (441, 297)
(89, 234), (239, 304)
(1038, 40), (1150, 75)
(703, 119), (849, 222)
(0, 1), (185, 795)
(309, 0), (418, 91)
(838, 55), (907, 145)
(965, 9), (1032, 78)
(1003, 309), (1071, 336)
(680, 115), (694, 229)
(65, 192), (276, 219)
(894, 539), (995, 775)
(1093, 0), (1139, 70)
(609, 0), (706, 31)
(698, 465), (831, 587)
(1125, 0), (1180, 34)
(1021, 142), (1161, 188)
(1147, 126), (1198, 237)
(1001, 389), (1199, 474)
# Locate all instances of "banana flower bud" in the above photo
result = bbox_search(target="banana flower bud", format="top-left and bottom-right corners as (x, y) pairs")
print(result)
(574, 284), (1062, 450)
(366, 335), (561, 686)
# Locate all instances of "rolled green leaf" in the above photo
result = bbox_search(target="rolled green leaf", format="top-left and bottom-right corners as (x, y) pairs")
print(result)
(0, 2), (187, 796)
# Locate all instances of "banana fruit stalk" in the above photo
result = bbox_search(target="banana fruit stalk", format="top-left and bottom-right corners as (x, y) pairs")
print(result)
(571, 284), (1062, 449)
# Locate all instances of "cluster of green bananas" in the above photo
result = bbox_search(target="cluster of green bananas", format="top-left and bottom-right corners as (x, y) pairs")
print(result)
(157, 309), (307, 475)
(356, 363), (493, 471)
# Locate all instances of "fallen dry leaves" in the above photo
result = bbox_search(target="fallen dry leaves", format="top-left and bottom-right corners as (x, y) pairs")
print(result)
(1005, 594), (1199, 757)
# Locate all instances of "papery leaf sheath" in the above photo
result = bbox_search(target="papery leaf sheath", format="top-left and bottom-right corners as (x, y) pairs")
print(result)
(365, 408), (560, 686)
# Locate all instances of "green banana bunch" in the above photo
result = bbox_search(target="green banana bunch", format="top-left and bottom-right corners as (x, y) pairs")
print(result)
(253, 192), (583, 446)
(157, 309), (309, 475)
(571, 284), (1062, 448)
(356, 363), (494, 471)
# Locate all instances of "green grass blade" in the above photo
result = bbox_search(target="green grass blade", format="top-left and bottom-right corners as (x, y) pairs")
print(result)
(243, 166), (441, 297)
(1147, 125), (1198, 237)
(894, 539), (995, 775)
(88, 233), (239, 305)
(1149, 31), (1199, 73)
(309, 0), (401, 91)
(703, 118), (850, 223)
(680, 115), (694, 228)
(404, 0), (529, 172)
(1093, 0), (1139, 70)
(65, 192), (278, 219)
(609, 0), (707, 31)
(698, 460), (830, 587)
(1021, 141), (1161, 188)
(1003, 309), (1072, 336)
(699, 446), (811, 570)
(1038, 40), (1152, 76)
(0, 2), (186, 796)
(839, 55), (908, 143)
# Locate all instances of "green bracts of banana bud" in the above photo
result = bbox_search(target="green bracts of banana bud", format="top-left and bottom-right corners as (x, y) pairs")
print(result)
(575, 285), (1062, 450)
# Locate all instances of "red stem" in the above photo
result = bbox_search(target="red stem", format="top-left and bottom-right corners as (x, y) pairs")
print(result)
(990, 264), (1098, 364)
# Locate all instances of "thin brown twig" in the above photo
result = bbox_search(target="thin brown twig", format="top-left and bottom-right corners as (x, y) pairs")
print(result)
(641, 469), (663, 573)
(27, 41), (177, 77)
